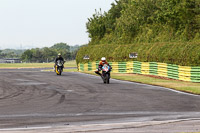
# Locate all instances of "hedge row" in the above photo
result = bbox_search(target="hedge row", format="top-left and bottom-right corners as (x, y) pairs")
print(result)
(76, 41), (200, 66)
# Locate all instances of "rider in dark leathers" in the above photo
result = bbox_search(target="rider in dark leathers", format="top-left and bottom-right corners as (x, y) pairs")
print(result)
(54, 53), (64, 71)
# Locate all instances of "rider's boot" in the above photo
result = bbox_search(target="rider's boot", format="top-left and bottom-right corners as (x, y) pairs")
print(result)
(95, 71), (101, 76)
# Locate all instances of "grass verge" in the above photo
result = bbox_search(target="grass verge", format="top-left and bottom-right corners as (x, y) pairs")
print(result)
(44, 69), (77, 72)
(0, 63), (54, 68)
(81, 71), (200, 95)
(64, 60), (77, 67)
(0, 60), (77, 68)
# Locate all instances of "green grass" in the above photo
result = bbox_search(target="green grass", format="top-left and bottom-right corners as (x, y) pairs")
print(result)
(0, 63), (54, 68)
(81, 71), (200, 95)
(0, 60), (77, 68)
(112, 73), (200, 94)
(63, 69), (77, 72)
(64, 60), (77, 67)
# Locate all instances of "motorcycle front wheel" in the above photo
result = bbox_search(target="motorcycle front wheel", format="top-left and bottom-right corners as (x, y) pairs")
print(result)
(58, 67), (62, 75)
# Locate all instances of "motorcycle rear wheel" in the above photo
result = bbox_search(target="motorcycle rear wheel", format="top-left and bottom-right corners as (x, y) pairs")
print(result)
(106, 74), (110, 84)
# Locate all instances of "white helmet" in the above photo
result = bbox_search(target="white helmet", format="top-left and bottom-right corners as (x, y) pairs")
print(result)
(101, 57), (106, 61)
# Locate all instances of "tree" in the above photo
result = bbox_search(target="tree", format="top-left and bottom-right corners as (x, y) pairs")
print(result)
(51, 43), (70, 51)
(86, 9), (107, 44)
(21, 49), (33, 62)
(86, 0), (200, 44)
(21, 43), (79, 62)
(41, 47), (57, 62)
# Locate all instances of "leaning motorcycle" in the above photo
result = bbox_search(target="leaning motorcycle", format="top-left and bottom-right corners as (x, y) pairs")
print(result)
(101, 64), (111, 84)
(55, 60), (64, 75)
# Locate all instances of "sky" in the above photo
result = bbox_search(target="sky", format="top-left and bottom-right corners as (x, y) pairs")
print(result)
(0, 0), (114, 49)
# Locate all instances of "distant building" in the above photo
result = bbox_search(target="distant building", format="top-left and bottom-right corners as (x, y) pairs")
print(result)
(0, 59), (6, 63)
(0, 58), (21, 63)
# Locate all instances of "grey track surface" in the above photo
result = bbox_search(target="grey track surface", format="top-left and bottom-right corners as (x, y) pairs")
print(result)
(0, 68), (200, 132)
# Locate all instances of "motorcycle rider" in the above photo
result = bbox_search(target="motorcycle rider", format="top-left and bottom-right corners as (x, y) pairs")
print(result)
(54, 53), (64, 71)
(95, 57), (111, 76)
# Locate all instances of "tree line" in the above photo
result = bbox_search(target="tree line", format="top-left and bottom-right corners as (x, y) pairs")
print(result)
(20, 43), (80, 63)
(0, 49), (25, 59)
(86, 0), (200, 45)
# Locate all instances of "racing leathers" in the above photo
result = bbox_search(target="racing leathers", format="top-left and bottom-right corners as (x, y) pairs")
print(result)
(95, 61), (111, 76)
(54, 56), (64, 70)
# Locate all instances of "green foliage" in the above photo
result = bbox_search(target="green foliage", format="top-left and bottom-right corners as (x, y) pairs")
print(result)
(0, 49), (25, 59)
(86, 0), (129, 45)
(79, 0), (200, 66)
(50, 42), (70, 51)
(86, 0), (200, 44)
(70, 45), (80, 52)
(21, 49), (33, 62)
(76, 41), (200, 66)
(86, 9), (107, 44)
(21, 43), (80, 63)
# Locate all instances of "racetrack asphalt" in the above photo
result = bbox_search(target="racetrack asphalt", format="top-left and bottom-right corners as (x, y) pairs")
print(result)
(0, 68), (200, 132)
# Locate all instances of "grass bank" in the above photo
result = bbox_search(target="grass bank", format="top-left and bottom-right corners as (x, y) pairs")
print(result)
(81, 71), (200, 95)
(76, 42), (200, 66)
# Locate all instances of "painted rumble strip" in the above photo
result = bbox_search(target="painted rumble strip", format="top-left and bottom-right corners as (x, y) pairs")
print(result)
(78, 61), (200, 82)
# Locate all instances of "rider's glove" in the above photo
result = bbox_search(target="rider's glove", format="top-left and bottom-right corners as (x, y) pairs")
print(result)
(98, 68), (102, 71)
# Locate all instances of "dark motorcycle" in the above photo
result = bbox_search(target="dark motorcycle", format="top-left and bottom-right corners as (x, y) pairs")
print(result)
(55, 60), (64, 75)
(101, 64), (111, 84)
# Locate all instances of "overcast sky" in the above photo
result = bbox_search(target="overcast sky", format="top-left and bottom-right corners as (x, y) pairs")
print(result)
(0, 0), (114, 49)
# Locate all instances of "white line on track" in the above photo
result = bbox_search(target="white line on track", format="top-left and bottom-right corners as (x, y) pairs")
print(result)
(0, 118), (200, 131)
(76, 72), (200, 97)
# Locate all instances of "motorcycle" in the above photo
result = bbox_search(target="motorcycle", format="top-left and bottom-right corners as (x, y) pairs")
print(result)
(101, 64), (111, 84)
(55, 60), (64, 75)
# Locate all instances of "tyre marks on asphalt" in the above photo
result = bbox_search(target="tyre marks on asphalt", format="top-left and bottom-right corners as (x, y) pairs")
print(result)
(0, 69), (105, 116)
(0, 69), (200, 128)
